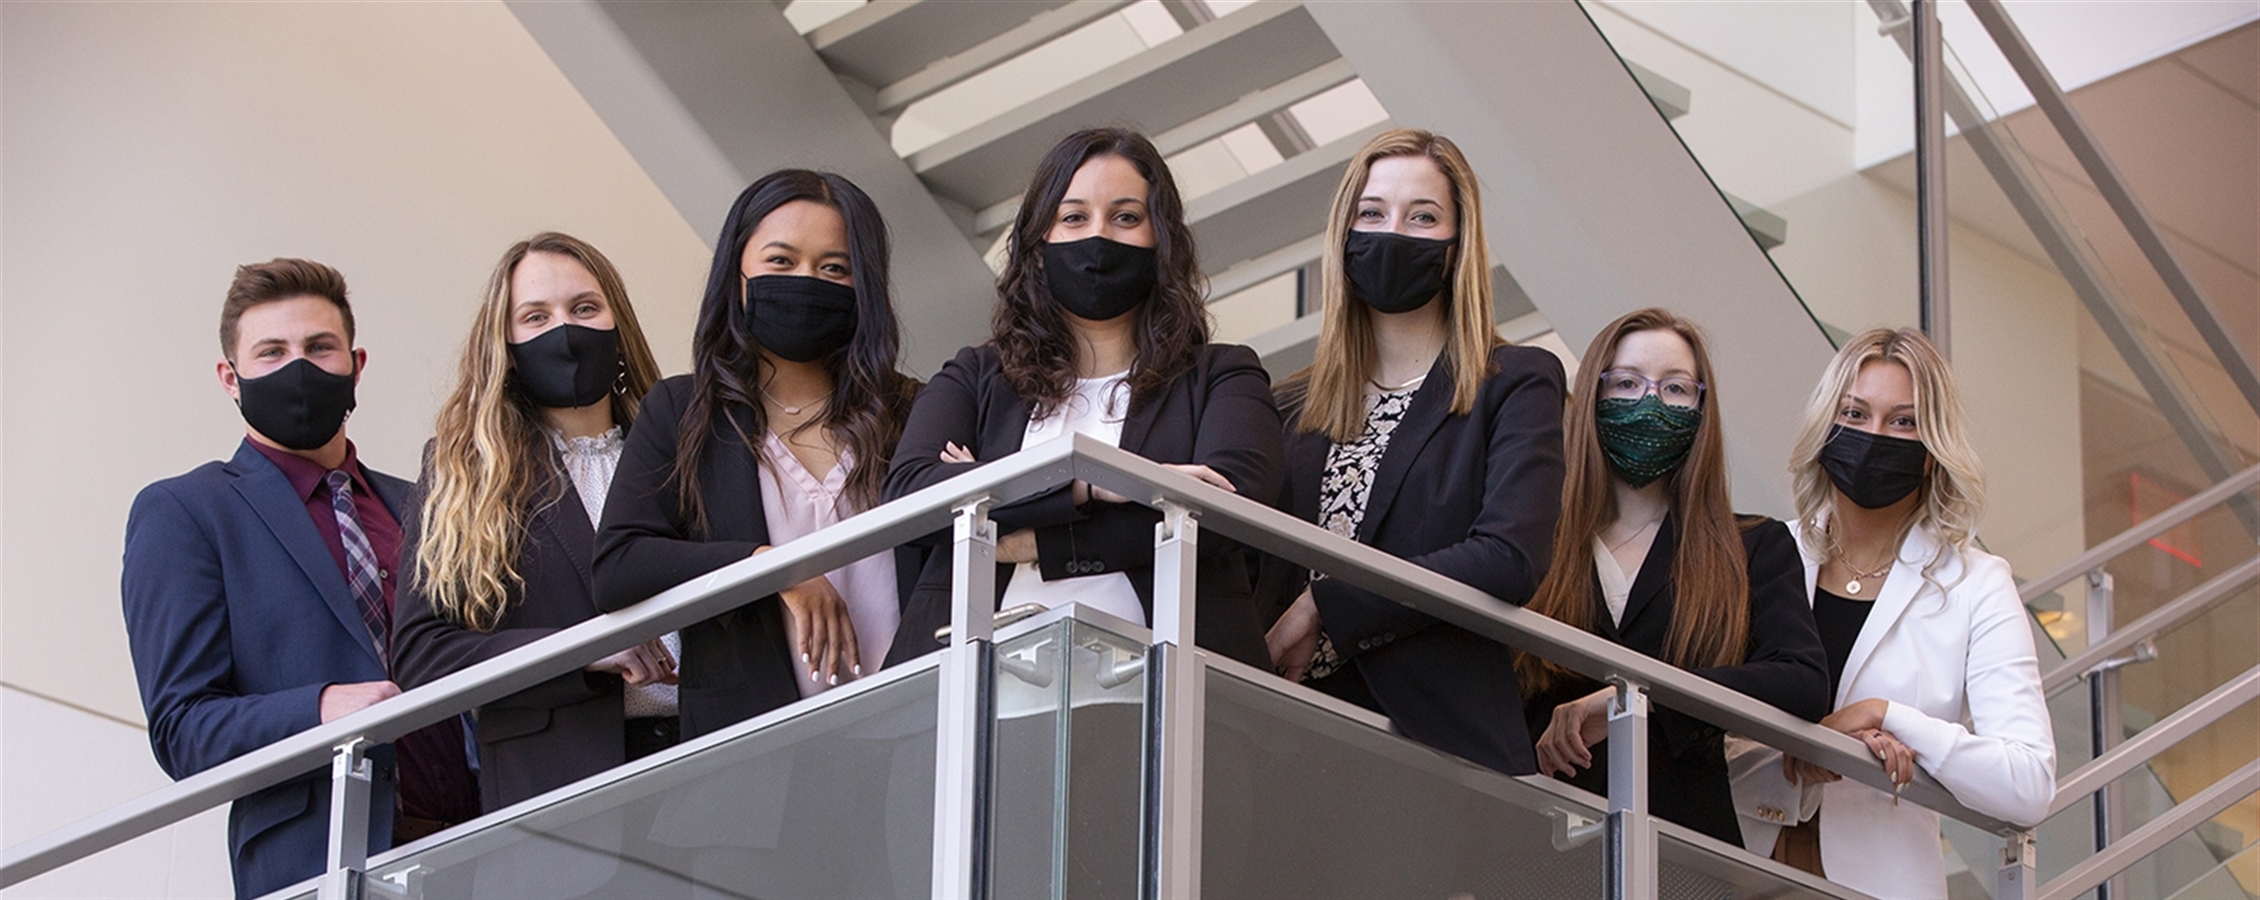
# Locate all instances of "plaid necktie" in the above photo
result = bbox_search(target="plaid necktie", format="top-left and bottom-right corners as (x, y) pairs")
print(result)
(326, 470), (389, 656)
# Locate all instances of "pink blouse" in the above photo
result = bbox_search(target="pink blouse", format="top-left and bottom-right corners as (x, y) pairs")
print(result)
(755, 430), (901, 698)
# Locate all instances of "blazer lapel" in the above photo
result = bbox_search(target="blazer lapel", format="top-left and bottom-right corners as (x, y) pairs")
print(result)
(1354, 356), (1453, 544)
(540, 475), (597, 584)
(1617, 514), (1677, 640)
(1115, 381), (1163, 458)
(1835, 525), (1932, 705)
(226, 444), (382, 667)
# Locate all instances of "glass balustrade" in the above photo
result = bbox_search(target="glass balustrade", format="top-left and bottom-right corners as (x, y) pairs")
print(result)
(987, 614), (1150, 899)
(338, 665), (942, 900)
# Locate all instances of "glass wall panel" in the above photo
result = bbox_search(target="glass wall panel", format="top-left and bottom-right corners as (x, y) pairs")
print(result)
(988, 617), (1150, 900)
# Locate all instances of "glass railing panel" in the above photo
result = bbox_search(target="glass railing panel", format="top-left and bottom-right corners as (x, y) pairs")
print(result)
(1653, 821), (1867, 900)
(1576, 0), (1919, 342)
(1198, 663), (1607, 898)
(355, 665), (940, 900)
(2166, 824), (2260, 900)
(988, 615), (1150, 899)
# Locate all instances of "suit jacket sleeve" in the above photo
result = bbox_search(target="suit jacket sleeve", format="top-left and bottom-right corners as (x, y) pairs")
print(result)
(883, 347), (1083, 544)
(1879, 554), (2056, 826)
(123, 482), (324, 780)
(390, 454), (607, 711)
(1315, 349), (1566, 655)
(1029, 345), (1284, 579)
(593, 378), (762, 611)
(1663, 519), (1832, 752)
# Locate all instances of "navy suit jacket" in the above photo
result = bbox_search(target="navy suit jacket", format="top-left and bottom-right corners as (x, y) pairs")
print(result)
(122, 439), (403, 900)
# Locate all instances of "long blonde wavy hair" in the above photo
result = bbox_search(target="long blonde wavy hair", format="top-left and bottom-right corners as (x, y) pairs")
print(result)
(1789, 328), (1985, 580)
(414, 233), (662, 632)
(1284, 128), (1500, 442)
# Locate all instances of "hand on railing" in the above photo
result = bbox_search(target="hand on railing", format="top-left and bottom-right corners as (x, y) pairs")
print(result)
(318, 681), (401, 724)
(1533, 687), (1614, 778)
(757, 545), (863, 684)
(1781, 699), (1917, 792)
(1264, 590), (1321, 682)
(586, 638), (677, 687)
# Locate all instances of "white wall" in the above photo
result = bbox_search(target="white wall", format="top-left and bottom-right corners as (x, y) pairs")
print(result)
(2, 2), (711, 893)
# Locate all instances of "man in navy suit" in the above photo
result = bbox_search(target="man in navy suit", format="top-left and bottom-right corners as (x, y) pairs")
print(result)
(122, 258), (473, 899)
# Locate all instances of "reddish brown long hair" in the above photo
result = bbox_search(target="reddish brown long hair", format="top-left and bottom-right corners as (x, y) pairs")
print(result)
(1517, 308), (1751, 696)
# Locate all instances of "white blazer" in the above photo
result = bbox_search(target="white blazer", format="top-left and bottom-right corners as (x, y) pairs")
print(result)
(1740, 519), (2056, 900)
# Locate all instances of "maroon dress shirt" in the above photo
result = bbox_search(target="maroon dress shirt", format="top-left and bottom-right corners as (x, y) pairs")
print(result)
(251, 440), (480, 825)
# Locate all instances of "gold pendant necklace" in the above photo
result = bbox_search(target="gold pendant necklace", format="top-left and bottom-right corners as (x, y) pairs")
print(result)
(1840, 554), (1892, 596)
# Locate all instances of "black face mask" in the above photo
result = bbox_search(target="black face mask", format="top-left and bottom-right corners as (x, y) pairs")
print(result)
(1042, 236), (1156, 322)
(741, 274), (859, 363)
(234, 357), (358, 451)
(510, 324), (620, 409)
(1821, 424), (1931, 509)
(1344, 230), (1453, 314)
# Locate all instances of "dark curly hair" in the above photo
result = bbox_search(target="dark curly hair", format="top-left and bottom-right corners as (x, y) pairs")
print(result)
(993, 128), (1210, 419)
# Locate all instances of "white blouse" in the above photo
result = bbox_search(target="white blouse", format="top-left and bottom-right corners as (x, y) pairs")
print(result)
(999, 373), (1147, 627)
(552, 428), (679, 719)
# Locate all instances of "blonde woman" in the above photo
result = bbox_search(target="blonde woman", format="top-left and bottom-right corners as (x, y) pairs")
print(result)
(1260, 128), (1566, 775)
(391, 233), (673, 812)
(1758, 328), (2054, 897)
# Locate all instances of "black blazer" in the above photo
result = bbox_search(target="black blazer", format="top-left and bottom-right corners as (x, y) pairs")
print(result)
(882, 344), (1283, 669)
(594, 376), (924, 740)
(1258, 344), (1566, 775)
(1525, 515), (1830, 847)
(391, 442), (625, 813)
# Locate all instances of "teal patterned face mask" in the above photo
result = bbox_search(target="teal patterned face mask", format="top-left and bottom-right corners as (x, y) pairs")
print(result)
(1594, 395), (1702, 488)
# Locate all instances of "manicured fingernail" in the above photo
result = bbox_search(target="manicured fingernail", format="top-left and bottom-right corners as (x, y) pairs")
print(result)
(853, 664), (863, 676)
(829, 674), (839, 685)
(801, 652), (810, 662)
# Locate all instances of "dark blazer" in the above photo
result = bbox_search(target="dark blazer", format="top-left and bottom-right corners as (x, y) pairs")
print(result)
(391, 442), (625, 813)
(1525, 515), (1830, 847)
(1259, 343), (1566, 775)
(594, 375), (924, 741)
(882, 344), (1283, 669)
(121, 439), (401, 900)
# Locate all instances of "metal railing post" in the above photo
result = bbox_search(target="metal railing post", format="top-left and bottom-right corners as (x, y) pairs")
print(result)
(1913, 0), (1949, 357)
(1145, 502), (1203, 899)
(934, 498), (996, 900)
(1604, 677), (1654, 900)
(319, 738), (373, 900)
(2084, 570), (2123, 900)
(1998, 830), (2039, 900)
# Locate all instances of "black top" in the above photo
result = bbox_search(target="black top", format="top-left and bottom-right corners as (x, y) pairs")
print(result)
(882, 343), (1283, 669)
(1257, 344), (1567, 776)
(1812, 587), (1875, 700)
(1524, 515), (1830, 848)
(392, 441), (628, 813)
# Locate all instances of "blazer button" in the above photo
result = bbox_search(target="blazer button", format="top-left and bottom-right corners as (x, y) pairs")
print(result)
(1380, 631), (1395, 643)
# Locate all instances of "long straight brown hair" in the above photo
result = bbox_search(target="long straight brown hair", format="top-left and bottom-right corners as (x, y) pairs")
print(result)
(1517, 308), (1750, 696)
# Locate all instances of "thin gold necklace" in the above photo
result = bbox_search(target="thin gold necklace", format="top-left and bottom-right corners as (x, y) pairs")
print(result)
(1838, 551), (1893, 596)
(759, 382), (825, 416)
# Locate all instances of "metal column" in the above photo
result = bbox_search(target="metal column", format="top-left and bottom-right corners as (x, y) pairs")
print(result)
(1145, 502), (1204, 900)
(1912, 0), (1949, 357)
(1605, 677), (1655, 900)
(2086, 571), (2125, 900)
(933, 499), (997, 900)
(319, 738), (373, 900)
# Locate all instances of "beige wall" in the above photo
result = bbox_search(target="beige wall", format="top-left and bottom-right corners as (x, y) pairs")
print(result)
(2, 2), (710, 893)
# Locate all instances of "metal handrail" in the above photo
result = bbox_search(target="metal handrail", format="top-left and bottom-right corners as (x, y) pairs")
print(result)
(2042, 555), (2260, 693)
(2049, 662), (2260, 818)
(0, 435), (2016, 889)
(2040, 756), (2260, 900)
(2019, 463), (2260, 604)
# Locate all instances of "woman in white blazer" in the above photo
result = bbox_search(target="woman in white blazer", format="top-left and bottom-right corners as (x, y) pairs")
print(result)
(1744, 328), (2055, 899)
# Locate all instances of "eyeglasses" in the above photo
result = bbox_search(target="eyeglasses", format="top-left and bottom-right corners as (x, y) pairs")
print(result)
(1597, 369), (1705, 409)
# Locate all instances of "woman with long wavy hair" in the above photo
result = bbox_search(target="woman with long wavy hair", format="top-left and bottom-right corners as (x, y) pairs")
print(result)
(1258, 128), (1565, 776)
(593, 170), (921, 741)
(392, 232), (671, 812)
(1741, 328), (2052, 896)
(881, 127), (1282, 669)
(1518, 308), (1828, 848)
